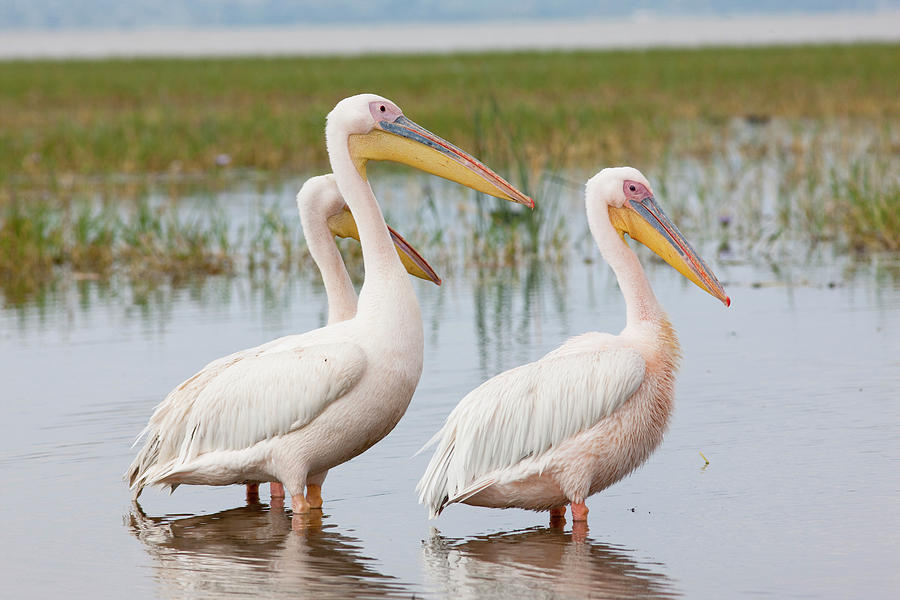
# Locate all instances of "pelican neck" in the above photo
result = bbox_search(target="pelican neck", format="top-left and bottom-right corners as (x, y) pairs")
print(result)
(301, 209), (357, 324)
(589, 205), (664, 328)
(326, 137), (418, 322)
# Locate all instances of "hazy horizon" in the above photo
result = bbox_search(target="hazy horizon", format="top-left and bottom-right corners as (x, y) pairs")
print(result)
(3, 0), (900, 31)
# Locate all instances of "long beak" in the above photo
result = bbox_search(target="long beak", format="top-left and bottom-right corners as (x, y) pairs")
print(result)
(348, 115), (534, 208)
(609, 196), (730, 306)
(327, 207), (441, 285)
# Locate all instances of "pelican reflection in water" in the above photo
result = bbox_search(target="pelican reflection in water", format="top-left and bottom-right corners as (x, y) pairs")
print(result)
(127, 503), (410, 599)
(422, 526), (679, 600)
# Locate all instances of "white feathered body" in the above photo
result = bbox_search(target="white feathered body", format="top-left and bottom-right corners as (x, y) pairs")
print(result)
(127, 269), (423, 497)
(127, 96), (443, 501)
(417, 317), (680, 516)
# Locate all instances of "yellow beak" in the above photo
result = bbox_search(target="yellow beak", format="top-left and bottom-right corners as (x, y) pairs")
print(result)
(609, 197), (730, 306)
(348, 115), (534, 208)
(327, 206), (441, 285)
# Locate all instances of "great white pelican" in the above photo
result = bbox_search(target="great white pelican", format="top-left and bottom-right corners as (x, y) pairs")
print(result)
(417, 166), (728, 524)
(126, 94), (532, 525)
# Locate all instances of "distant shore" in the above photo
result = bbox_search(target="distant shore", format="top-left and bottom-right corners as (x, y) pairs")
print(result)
(2, 11), (900, 59)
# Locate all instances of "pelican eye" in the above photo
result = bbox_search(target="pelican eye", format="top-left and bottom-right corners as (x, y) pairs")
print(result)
(629, 185), (636, 192)
(379, 105), (386, 112)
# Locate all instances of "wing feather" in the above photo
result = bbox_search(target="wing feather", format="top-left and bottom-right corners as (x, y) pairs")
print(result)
(127, 341), (366, 493)
(417, 344), (645, 516)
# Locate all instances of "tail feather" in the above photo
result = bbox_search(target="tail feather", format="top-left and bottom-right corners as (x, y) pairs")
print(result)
(125, 430), (163, 497)
(413, 427), (444, 458)
(447, 477), (495, 506)
(417, 426), (464, 518)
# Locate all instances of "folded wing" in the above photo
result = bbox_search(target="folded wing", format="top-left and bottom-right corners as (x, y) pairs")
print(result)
(127, 341), (366, 494)
(417, 344), (645, 516)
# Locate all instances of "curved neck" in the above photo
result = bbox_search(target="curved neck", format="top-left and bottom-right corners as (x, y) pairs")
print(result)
(587, 204), (664, 328)
(326, 133), (417, 322)
(302, 217), (357, 324)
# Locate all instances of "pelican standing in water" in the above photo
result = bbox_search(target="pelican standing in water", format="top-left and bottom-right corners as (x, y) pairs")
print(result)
(127, 94), (533, 522)
(418, 167), (729, 523)
(243, 173), (442, 502)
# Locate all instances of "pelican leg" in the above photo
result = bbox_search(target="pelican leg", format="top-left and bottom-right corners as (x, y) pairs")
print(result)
(291, 493), (312, 531)
(306, 471), (327, 509)
(306, 485), (323, 509)
(269, 482), (285, 509)
(246, 483), (260, 502)
(571, 501), (589, 522)
(292, 493), (310, 514)
(549, 505), (567, 527)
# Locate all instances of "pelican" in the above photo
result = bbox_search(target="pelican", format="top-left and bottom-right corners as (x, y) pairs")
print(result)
(127, 94), (533, 520)
(243, 173), (441, 501)
(417, 166), (729, 523)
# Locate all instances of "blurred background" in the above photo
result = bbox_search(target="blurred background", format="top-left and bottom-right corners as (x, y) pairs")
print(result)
(2, 0), (898, 29)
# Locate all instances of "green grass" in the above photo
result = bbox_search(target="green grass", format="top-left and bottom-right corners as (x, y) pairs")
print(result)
(832, 163), (900, 252)
(2, 44), (900, 188)
(0, 199), (236, 303)
(2, 44), (900, 304)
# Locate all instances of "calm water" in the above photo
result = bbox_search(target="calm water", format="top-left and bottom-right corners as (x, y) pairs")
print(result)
(1, 182), (899, 598)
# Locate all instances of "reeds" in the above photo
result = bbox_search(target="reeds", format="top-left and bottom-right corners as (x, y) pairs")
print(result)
(832, 163), (900, 252)
(3, 44), (899, 186)
(650, 117), (900, 259)
(3, 45), (899, 304)
(0, 198), (233, 303)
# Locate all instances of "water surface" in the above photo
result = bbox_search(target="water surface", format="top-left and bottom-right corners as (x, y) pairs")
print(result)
(1, 182), (898, 599)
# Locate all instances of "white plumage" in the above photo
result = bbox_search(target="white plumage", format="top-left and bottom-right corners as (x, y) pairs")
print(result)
(126, 94), (531, 520)
(418, 167), (729, 521)
(419, 342), (645, 510)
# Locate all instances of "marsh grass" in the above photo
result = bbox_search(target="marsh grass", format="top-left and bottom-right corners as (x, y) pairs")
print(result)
(3, 44), (900, 188)
(465, 95), (573, 267)
(247, 204), (301, 274)
(0, 198), (234, 303)
(4, 116), (899, 306)
(649, 118), (900, 262)
(832, 164), (900, 252)
(3, 45), (900, 303)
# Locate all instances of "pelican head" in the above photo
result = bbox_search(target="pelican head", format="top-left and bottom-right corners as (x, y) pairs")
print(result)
(586, 167), (730, 306)
(297, 174), (441, 284)
(327, 93), (534, 208)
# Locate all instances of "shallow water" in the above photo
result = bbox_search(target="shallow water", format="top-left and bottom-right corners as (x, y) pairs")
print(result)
(1, 185), (899, 598)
